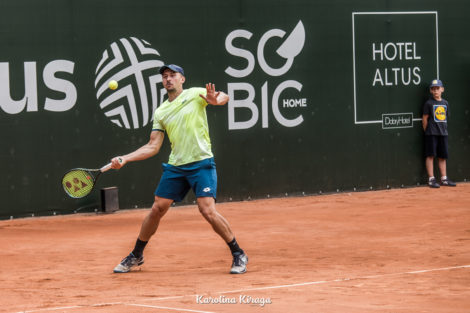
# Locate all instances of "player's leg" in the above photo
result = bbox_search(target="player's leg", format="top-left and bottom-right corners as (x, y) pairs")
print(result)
(197, 197), (248, 274)
(197, 196), (233, 242)
(188, 158), (248, 274)
(188, 158), (233, 242)
(114, 164), (190, 273)
(138, 196), (173, 241)
(113, 197), (173, 273)
(130, 196), (173, 260)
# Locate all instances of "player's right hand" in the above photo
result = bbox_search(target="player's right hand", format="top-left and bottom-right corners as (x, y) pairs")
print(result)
(111, 157), (125, 169)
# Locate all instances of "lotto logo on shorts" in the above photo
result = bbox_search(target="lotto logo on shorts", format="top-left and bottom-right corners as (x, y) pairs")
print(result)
(94, 37), (165, 129)
(203, 187), (211, 193)
(433, 105), (447, 122)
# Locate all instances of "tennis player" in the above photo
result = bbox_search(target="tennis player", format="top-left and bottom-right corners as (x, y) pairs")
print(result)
(110, 64), (248, 274)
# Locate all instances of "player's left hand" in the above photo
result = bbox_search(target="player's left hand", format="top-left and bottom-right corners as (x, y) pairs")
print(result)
(200, 83), (220, 105)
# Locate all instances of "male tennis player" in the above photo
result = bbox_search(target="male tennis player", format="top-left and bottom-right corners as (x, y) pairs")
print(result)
(110, 64), (248, 274)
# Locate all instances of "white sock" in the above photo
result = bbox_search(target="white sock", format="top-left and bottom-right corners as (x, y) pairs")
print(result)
(441, 176), (447, 180)
(429, 176), (435, 181)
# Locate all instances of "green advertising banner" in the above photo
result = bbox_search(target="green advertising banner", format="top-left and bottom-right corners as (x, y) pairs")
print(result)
(1, 0), (469, 218)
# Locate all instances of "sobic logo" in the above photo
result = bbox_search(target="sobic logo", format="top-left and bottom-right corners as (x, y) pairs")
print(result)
(225, 21), (307, 130)
(94, 37), (165, 129)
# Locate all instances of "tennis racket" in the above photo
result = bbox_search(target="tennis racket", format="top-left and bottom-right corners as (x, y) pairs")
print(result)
(62, 158), (122, 198)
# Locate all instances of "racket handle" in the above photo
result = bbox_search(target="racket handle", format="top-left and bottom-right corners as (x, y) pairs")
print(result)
(100, 157), (123, 172)
(100, 163), (113, 172)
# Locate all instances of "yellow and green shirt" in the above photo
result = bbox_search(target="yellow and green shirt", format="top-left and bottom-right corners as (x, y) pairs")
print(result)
(152, 88), (213, 166)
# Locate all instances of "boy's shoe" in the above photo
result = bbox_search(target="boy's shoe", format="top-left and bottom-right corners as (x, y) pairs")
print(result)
(441, 178), (457, 187)
(428, 178), (440, 188)
(113, 253), (144, 273)
(230, 253), (248, 274)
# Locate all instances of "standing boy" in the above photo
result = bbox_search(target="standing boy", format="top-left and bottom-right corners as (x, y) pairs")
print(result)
(111, 64), (248, 274)
(422, 79), (456, 188)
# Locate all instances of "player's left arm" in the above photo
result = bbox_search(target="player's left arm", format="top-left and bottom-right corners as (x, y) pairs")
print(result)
(199, 83), (229, 106)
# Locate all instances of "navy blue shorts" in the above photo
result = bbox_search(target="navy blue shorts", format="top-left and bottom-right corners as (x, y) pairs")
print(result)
(155, 158), (217, 202)
(424, 135), (448, 159)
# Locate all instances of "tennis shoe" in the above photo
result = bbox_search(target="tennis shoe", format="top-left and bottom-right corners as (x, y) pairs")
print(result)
(441, 178), (456, 187)
(428, 177), (440, 188)
(113, 252), (144, 273)
(230, 253), (248, 274)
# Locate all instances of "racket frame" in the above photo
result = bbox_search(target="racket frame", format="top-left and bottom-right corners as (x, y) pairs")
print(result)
(62, 159), (119, 199)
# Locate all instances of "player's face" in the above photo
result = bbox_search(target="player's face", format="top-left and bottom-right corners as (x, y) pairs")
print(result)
(162, 69), (185, 92)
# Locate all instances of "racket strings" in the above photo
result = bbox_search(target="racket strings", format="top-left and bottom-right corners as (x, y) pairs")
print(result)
(62, 170), (95, 198)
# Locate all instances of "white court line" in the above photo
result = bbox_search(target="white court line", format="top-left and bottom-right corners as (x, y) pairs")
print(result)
(143, 295), (187, 301)
(91, 302), (124, 307)
(14, 303), (126, 313)
(216, 264), (470, 295)
(13, 264), (470, 313)
(14, 306), (82, 313)
(126, 303), (217, 313)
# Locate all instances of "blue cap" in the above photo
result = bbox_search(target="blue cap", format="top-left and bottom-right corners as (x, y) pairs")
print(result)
(159, 64), (184, 76)
(430, 79), (443, 87)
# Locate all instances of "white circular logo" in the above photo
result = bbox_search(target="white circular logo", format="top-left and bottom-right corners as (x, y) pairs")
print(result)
(94, 37), (164, 129)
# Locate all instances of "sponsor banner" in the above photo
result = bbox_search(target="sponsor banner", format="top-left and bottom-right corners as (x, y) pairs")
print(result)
(352, 12), (438, 125)
(382, 113), (413, 129)
(1, 0), (469, 218)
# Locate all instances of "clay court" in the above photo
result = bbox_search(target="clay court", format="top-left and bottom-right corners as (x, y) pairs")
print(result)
(1, 184), (470, 313)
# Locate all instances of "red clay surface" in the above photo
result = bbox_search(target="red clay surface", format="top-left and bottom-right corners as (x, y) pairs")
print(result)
(1, 184), (470, 313)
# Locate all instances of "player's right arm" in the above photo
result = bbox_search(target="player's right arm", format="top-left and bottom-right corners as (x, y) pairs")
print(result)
(111, 130), (164, 169)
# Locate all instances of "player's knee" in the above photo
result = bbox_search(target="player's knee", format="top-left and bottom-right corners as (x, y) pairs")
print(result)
(199, 206), (216, 222)
(150, 203), (168, 219)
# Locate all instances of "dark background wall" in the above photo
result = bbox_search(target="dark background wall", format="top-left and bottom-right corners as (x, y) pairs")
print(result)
(1, 0), (469, 219)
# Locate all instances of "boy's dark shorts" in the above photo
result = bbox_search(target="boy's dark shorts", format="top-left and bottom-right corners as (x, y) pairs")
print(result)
(424, 135), (448, 159)
(155, 157), (217, 202)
